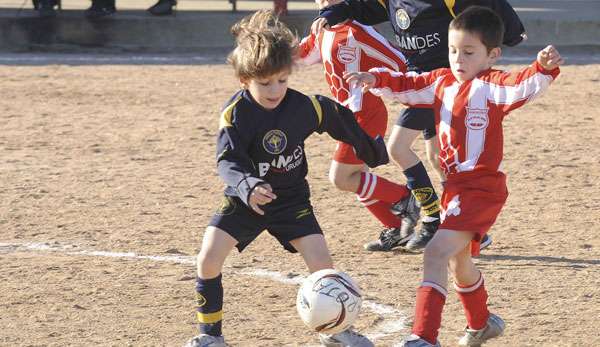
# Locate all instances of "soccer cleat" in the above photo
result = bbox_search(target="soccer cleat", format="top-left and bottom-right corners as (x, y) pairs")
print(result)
(84, 0), (116, 18)
(458, 313), (505, 346)
(404, 220), (439, 252)
(183, 334), (226, 347)
(319, 327), (374, 347)
(479, 234), (492, 251)
(391, 193), (421, 228)
(363, 227), (412, 252)
(403, 334), (441, 347)
(148, 0), (177, 15)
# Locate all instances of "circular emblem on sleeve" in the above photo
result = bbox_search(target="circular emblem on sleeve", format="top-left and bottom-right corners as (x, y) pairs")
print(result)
(395, 9), (411, 30)
(263, 129), (287, 154)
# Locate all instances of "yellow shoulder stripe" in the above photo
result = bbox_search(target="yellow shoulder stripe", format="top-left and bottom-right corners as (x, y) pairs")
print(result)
(444, 0), (456, 18)
(309, 96), (323, 127)
(376, 0), (386, 10)
(219, 95), (242, 129)
(197, 310), (223, 324)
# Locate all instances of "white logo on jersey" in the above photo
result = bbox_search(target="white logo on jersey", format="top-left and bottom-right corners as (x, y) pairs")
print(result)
(465, 107), (489, 130)
(258, 145), (304, 177)
(395, 9), (411, 30)
(337, 45), (357, 64)
(441, 195), (461, 222)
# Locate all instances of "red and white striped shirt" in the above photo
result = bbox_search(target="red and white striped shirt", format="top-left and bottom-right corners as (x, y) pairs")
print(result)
(298, 21), (407, 115)
(369, 61), (560, 176)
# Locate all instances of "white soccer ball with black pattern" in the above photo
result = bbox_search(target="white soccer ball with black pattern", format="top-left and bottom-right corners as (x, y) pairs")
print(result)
(296, 269), (363, 335)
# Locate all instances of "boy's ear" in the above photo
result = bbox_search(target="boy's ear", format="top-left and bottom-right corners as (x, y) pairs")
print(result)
(489, 47), (502, 64)
(239, 78), (248, 89)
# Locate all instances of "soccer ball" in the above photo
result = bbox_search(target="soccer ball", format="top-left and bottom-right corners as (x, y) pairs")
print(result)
(296, 269), (363, 335)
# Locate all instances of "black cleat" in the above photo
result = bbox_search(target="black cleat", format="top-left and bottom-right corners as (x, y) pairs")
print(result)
(479, 234), (492, 251)
(391, 192), (421, 227)
(364, 227), (413, 252)
(37, 0), (57, 17)
(405, 220), (439, 252)
(148, 0), (177, 15)
(85, 0), (116, 18)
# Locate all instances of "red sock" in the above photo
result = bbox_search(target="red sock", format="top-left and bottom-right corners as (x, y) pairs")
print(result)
(455, 273), (490, 330)
(412, 283), (447, 345)
(359, 199), (401, 228)
(356, 172), (409, 204)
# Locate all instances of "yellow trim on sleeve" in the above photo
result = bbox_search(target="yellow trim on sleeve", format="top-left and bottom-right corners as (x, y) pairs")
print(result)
(219, 96), (242, 129)
(376, 0), (387, 10)
(197, 310), (223, 324)
(443, 0), (457, 18)
(309, 96), (323, 127)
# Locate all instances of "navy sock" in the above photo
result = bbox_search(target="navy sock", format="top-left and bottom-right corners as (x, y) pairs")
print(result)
(195, 274), (223, 336)
(404, 162), (440, 222)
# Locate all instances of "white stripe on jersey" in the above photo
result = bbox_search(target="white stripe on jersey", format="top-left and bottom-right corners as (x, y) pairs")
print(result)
(321, 31), (335, 66)
(345, 30), (363, 113)
(359, 23), (407, 65)
(487, 72), (554, 106)
(439, 82), (461, 173)
(457, 79), (488, 172)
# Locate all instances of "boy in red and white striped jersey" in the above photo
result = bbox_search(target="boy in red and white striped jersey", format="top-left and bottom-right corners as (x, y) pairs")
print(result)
(298, 0), (422, 253)
(346, 6), (562, 347)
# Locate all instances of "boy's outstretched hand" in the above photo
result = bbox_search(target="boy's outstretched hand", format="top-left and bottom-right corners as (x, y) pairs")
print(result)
(344, 71), (377, 93)
(538, 45), (564, 70)
(249, 183), (277, 215)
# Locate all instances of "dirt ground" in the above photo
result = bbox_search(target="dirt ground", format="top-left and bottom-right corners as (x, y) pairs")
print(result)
(1, 61), (599, 347)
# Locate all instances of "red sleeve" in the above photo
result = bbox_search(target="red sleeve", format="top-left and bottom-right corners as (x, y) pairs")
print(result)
(367, 68), (446, 108)
(297, 34), (322, 66)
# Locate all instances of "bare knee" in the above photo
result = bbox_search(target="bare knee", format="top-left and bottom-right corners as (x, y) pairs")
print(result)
(328, 167), (359, 192)
(387, 135), (418, 169)
(423, 241), (454, 267)
(196, 250), (223, 279)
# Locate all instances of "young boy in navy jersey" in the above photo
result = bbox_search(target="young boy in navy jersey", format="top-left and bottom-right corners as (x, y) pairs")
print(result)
(346, 6), (562, 346)
(183, 10), (388, 347)
(313, 0), (525, 252)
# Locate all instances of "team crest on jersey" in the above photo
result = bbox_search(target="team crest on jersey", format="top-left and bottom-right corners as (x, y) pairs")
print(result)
(263, 129), (287, 154)
(465, 107), (489, 130)
(395, 9), (411, 30)
(337, 45), (357, 64)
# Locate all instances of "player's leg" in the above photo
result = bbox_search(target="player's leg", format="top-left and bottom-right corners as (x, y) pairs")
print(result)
(290, 233), (333, 272)
(184, 226), (236, 347)
(185, 196), (264, 347)
(290, 233), (373, 347)
(329, 159), (412, 252)
(407, 229), (472, 346)
(450, 248), (505, 346)
(387, 108), (442, 252)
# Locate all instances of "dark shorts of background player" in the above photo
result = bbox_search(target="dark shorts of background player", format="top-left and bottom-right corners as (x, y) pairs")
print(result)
(208, 194), (323, 253)
(395, 107), (436, 140)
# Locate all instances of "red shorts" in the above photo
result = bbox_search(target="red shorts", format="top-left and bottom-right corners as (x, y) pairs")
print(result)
(332, 105), (388, 165)
(439, 171), (508, 256)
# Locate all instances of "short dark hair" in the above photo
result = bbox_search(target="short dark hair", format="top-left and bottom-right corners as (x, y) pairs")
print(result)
(449, 6), (504, 52)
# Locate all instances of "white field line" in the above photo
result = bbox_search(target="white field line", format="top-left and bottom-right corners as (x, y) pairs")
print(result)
(0, 241), (408, 343)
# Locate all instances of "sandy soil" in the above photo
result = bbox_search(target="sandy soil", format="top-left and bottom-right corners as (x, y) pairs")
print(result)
(1, 62), (599, 347)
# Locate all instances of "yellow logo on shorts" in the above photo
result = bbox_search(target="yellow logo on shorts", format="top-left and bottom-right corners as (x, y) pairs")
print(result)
(296, 208), (312, 219)
(412, 187), (433, 204)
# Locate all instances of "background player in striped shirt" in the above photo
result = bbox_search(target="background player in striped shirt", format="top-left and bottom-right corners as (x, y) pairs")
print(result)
(298, 0), (421, 253)
(346, 6), (562, 346)
(184, 10), (389, 347)
(314, 0), (525, 252)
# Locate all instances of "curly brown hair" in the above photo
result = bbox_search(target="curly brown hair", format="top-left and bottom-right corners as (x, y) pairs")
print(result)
(228, 10), (299, 80)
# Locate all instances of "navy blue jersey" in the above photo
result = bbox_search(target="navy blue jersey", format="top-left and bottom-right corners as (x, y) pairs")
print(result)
(217, 88), (389, 206)
(319, 0), (525, 72)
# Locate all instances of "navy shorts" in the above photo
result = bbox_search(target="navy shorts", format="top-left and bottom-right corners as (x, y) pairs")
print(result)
(208, 195), (323, 253)
(395, 107), (436, 140)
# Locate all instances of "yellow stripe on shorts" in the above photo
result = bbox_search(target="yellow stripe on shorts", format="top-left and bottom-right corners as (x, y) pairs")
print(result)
(197, 310), (223, 324)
